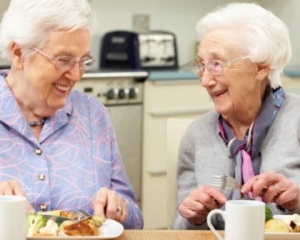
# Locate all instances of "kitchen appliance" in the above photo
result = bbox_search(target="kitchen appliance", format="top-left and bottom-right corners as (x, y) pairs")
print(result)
(74, 71), (148, 208)
(138, 30), (178, 70)
(100, 31), (140, 69)
(100, 30), (178, 70)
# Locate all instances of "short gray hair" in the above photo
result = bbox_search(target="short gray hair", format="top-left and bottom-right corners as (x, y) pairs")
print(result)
(196, 2), (291, 88)
(0, 0), (96, 60)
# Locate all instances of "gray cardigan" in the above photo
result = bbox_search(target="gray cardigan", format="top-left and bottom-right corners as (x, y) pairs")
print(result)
(172, 92), (300, 229)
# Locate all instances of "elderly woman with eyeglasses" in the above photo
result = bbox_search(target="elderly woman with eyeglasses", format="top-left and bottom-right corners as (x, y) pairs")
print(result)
(172, 2), (300, 230)
(0, 0), (143, 229)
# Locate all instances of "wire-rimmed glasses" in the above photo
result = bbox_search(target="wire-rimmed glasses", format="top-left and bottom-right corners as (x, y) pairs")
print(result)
(32, 47), (95, 72)
(190, 57), (247, 77)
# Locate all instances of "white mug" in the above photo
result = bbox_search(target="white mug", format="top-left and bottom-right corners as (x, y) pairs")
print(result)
(0, 195), (27, 240)
(207, 200), (265, 240)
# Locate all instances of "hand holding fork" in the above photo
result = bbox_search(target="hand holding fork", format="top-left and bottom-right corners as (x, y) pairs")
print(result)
(211, 175), (242, 192)
(211, 175), (262, 200)
(211, 175), (267, 200)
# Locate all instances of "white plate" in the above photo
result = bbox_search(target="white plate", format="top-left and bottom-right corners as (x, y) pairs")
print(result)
(264, 215), (300, 240)
(27, 219), (124, 239)
(273, 214), (299, 223)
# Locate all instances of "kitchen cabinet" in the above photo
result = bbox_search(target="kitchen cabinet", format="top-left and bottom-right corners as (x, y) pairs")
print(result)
(281, 74), (300, 94)
(142, 79), (214, 229)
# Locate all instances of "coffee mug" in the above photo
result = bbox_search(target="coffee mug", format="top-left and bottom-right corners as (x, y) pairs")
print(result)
(0, 195), (27, 240)
(207, 200), (265, 240)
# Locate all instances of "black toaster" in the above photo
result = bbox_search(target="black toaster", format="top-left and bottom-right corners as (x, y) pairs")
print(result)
(100, 31), (141, 70)
(100, 30), (178, 70)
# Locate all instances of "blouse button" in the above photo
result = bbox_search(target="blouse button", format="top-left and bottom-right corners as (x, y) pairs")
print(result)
(40, 203), (48, 211)
(39, 174), (46, 181)
(35, 148), (42, 155)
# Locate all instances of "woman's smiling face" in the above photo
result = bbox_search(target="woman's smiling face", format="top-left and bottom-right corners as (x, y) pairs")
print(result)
(198, 29), (262, 120)
(19, 28), (91, 116)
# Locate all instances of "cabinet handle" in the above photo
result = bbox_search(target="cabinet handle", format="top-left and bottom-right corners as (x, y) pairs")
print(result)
(148, 169), (167, 176)
(150, 107), (211, 117)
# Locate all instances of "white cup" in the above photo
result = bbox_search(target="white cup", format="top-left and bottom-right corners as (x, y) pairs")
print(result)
(207, 200), (265, 240)
(0, 195), (27, 240)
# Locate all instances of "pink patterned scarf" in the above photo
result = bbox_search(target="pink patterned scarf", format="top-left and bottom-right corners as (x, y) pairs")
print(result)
(218, 86), (285, 199)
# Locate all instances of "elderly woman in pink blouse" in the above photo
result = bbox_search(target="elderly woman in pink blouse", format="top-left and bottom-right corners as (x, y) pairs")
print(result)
(0, 0), (143, 229)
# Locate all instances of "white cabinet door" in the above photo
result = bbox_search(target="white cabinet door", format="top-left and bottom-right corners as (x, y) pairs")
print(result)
(281, 75), (300, 94)
(142, 80), (213, 229)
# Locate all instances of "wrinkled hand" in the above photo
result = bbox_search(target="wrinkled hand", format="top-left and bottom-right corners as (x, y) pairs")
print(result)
(241, 171), (299, 211)
(178, 185), (227, 226)
(0, 179), (35, 213)
(92, 187), (127, 224)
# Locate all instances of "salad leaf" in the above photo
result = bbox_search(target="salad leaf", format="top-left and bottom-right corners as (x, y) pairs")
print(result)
(265, 205), (274, 222)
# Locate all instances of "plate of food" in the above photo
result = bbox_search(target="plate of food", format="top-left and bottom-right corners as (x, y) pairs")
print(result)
(26, 211), (124, 239)
(264, 214), (300, 240)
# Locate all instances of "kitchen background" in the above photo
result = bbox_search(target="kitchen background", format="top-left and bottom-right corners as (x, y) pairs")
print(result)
(1, 0), (300, 229)
(0, 0), (300, 69)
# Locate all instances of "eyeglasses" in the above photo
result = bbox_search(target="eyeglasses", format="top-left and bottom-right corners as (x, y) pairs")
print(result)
(190, 57), (247, 77)
(32, 47), (95, 72)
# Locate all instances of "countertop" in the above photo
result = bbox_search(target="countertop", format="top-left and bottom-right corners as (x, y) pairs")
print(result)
(147, 67), (300, 80)
(148, 69), (198, 80)
(83, 69), (149, 80)
(1, 65), (297, 80)
(83, 68), (198, 81)
(283, 67), (300, 78)
(82, 67), (300, 81)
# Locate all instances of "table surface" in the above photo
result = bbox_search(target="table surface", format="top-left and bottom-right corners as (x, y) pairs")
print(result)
(115, 230), (221, 240)
(114, 230), (300, 240)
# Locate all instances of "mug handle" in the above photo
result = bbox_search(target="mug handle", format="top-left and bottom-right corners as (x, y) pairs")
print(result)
(207, 209), (225, 240)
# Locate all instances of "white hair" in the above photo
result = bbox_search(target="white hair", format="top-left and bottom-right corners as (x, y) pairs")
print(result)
(0, 0), (96, 60)
(196, 2), (292, 88)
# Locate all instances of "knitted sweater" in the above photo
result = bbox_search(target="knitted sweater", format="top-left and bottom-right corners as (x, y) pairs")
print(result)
(172, 92), (300, 230)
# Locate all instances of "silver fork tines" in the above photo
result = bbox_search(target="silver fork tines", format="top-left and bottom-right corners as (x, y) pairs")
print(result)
(211, 175), (241, 192)
(72, 210), (92, 223)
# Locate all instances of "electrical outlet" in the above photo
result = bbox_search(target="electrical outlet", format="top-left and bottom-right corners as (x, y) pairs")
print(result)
(132, 15), (149, 33)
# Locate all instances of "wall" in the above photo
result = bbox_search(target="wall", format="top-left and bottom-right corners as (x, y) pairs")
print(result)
(0, 0), (9, 67)
(259, 0), (300, 68)
(0, 0), (300, 69)
(88, 0), (252, 70)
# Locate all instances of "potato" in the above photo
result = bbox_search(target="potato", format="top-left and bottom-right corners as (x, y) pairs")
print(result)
(265, 219), (291, 233)
(293, 225), (300, 233)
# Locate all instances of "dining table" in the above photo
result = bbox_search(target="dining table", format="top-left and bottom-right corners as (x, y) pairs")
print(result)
(113, 229), (299, 240)
(114, 230), (221, 240)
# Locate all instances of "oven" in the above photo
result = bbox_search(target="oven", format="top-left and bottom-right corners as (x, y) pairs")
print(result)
(75, 71), (148, 207)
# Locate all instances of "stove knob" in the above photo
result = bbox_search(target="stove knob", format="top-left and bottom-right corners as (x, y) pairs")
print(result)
(129, 88), (136, 99)
(118, 88), (126, 99)
(106, 89), (115, 100)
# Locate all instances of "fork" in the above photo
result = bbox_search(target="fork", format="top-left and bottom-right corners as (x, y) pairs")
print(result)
(211, 174), (252, 200)
(211, 175), (266, 200)
(211, 174), (242, 192)
(71, 210), (92, 223)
